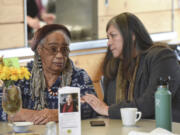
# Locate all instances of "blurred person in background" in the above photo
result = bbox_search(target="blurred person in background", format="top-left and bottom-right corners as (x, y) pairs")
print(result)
(27, 0), (56, 40)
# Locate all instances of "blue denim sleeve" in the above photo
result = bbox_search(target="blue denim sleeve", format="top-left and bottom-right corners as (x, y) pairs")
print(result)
(71, 69), (97, 119)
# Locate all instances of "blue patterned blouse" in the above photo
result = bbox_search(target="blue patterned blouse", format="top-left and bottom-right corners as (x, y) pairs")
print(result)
(0, 61), (97, 121)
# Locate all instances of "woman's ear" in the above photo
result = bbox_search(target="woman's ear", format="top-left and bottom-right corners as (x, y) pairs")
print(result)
(132, 34), (137, 49)
(132, 34), (136, 41)
(37, 45), (42, 55)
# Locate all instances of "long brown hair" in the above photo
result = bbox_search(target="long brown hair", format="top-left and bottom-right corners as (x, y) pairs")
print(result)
(104, 12), (153, 80)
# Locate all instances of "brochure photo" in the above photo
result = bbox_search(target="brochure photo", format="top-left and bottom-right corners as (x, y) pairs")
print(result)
(58, 87), (81, 135)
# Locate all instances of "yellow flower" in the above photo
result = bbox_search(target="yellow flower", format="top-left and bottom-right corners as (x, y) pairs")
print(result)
(1, 66), (11, 80)
(19, 67), (31, 80)
(10, 67), (20, 81)
(0, 57), (31, 88)
(0, 63), (31, 81)
(0, 65), (3, 76)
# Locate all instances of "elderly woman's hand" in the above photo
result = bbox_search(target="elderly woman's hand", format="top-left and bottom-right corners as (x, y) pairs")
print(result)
(82, 94), (109, 116)
(9, 108), (58, 125)
(9, 109), (38, 122)
(31, 108), (58, 125)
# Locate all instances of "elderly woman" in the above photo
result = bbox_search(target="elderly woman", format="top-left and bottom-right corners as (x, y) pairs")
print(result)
(83, 12), (180, 122)
(0, 24), (96, 124)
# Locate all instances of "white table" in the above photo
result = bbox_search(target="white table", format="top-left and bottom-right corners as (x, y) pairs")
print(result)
(0, 118), (180, 135)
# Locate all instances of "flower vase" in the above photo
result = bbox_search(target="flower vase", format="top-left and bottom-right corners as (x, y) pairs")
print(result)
(2, 84), (22, 117)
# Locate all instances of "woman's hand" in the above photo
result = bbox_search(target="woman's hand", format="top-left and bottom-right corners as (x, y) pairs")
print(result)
(9, 108), (58, 125)
(82, 94), (109, 116)
(9, 109), (37, 122)
(41, 12), (56, 24)
(30, 108), (58, 125)
(27, 16), (40, 30)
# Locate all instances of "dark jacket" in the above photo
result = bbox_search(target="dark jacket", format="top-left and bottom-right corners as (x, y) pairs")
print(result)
(103, 46), (180, 122)
(27, 0), (39, 38)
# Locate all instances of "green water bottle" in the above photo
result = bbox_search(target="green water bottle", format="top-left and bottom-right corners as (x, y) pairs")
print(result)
(155, 77), (172, 131)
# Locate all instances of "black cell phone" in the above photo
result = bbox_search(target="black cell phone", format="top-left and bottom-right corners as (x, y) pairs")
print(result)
(90, 121), (105, 126)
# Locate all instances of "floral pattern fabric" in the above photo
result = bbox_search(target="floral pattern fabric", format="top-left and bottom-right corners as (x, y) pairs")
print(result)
(0, 61), (97, 121)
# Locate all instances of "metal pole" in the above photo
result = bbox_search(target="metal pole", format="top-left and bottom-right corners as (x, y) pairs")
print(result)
(24, 0), (28, 47)
(171, 0), (175, 32)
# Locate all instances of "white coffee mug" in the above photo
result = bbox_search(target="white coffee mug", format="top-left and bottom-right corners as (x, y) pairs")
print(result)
(120, 108), (142, 126)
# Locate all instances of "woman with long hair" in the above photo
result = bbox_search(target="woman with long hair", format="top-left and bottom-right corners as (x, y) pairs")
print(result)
(83, 12), (180, 122)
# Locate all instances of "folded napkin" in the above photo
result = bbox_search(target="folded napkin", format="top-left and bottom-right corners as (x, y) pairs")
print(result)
(128, 128), (179, 135)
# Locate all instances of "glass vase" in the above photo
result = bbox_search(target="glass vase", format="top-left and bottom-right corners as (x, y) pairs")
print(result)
(2, 84), (22, 134)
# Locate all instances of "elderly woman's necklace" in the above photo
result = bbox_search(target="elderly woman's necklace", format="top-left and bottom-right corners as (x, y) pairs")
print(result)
(47, 74), (63, 96)
(47, 75), (61, 96)
(48, 88), (58, 96)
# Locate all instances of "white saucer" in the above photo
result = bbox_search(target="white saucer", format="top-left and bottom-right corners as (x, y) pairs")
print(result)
(9, 122), (33, 133)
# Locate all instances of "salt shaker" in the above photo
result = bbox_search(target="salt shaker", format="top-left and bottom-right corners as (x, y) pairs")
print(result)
(45, 121), (57, 135)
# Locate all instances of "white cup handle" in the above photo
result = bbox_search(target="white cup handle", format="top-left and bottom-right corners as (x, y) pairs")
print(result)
(135, 111), (142, 122)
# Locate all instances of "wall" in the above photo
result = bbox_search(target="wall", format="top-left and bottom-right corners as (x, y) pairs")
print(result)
(98, 0), (180, 41)
(1, 0), (180, 50)
(0, 0), (25, 49)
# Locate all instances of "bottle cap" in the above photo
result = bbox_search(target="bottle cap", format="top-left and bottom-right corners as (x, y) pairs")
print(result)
(158, 77), (169, 85)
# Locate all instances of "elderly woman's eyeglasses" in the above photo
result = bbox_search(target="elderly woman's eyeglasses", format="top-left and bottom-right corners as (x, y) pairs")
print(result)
(42, 45), (70, 56)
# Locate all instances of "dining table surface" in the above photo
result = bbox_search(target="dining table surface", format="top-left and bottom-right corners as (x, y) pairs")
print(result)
(0, 117), (180, 135)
